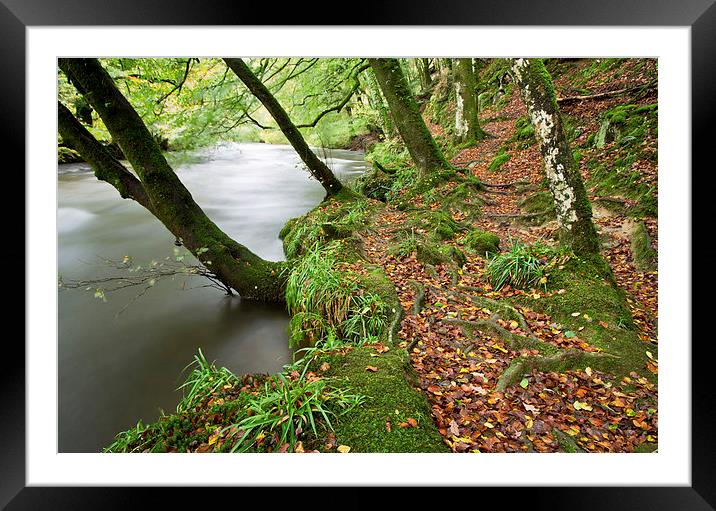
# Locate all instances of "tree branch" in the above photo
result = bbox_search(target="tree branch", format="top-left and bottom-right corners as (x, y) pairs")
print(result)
(58, 101), (154, 213)
(295, 62), (370, 128)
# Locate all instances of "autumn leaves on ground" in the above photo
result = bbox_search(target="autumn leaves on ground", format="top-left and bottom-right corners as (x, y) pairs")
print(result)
(105, 58), (658, 454)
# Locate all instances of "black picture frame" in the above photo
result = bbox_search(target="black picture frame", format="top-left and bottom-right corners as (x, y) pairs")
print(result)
(2, 1), (708, 508)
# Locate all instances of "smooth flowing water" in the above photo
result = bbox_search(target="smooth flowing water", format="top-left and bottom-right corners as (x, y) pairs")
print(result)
(58, 142), (368, 452)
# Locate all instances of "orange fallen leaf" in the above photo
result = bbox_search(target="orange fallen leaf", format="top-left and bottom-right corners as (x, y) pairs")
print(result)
(366, 366), (379, 372)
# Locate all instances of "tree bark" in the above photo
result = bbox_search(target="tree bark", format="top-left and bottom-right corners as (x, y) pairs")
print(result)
(59, 58), (286, 302)
(416, 58), (432, 95)
(511, 58), (600, 255)
(453, 58), (487, 144)
(365, 68), (396, 139)
(368, 58), (450, 180)
(223, 58), (343, 197)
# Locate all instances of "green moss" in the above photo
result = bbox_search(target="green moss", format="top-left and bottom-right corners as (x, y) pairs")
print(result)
(488, 150), (511, 172)
(630, 221), (657, 271)
(319, 348), (448, 452)
(518, 191), (557, 225)
(508, 254), (655, 381)
(463, 229), (500, 255)
(510, 115), (536, 148)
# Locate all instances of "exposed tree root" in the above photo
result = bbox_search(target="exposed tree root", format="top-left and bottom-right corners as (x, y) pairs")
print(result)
(441, 317), (543, 353)
(481, 179), (531, 189)
(495, 349), (618, 391)
(388, 304), (405, 346)
(409, 280), (427, 315)
(486, 210), (553, 220)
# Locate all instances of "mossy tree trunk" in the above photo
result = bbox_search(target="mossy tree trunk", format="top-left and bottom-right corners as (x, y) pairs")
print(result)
(223, 58), (343, 197)
(511, 58), (600, 255)
(365, 68), (396, 139)
(416, 58), (432, 95)
(369, 58), (451, 179)
(453, 58), (488, 144)
(59, 58), (286, 302)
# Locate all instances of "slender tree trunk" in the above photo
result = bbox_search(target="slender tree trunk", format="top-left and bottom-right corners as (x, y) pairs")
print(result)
(511, 58), (600, 255)
(223, 58), (343, 197)
(453, 58), (487, 144)
(365, 68), (396, 139)
(59, 58), (286, 302)
(416, 58), (432, 95)
(369, 58), (450, 179)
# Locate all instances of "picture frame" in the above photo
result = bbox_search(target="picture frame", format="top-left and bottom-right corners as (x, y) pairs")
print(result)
(3, 0), (708, 507)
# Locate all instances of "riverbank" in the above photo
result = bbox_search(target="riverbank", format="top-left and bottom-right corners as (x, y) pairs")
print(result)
(106, 59), (658, 454)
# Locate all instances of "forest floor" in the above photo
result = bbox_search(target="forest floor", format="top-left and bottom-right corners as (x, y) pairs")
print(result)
(353, 84), (659, 452)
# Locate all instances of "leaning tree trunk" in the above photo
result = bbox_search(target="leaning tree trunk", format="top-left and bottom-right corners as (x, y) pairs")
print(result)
(59, 58), (286, 302)
(223, 58), (343, 197)
(511, 58), (600, 255)
(368, 58), (450, 180)
(453, 58), (488, 144)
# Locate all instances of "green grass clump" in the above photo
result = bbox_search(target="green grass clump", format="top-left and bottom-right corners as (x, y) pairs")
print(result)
(511, 116), (536, 148)
(227, 365), (365, 452)
(486, 240), (544, 290)
(176, 349), (239, 413)
(285, 242), (388, 347)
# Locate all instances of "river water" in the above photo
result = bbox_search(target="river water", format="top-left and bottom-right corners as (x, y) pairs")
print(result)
(58, 142), (368, 452)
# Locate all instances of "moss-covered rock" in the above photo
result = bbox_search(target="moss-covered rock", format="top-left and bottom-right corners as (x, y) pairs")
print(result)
(463, 229), (500, 255)
(630, 221), (657, 271)
(355, 166), (393, 202)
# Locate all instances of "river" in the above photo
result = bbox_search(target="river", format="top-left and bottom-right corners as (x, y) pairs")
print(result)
(58, 142), (368, 452)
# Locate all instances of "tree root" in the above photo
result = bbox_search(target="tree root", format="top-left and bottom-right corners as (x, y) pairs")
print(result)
(388, 304), (405, 346)
(486, 210), (553, 220)
(427, 286), (534, 336)
(495, 349), (618, 391)
(409, 280), (427, 315)
(481, 179), (531, 189)
(441, 317), (543, 353)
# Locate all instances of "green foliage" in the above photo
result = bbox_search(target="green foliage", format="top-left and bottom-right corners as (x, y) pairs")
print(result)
(389, 230), (419, 259)
(176, 349), (238, 413)
(486, 240), (545, 290)
(227, 368), (365, 452)
(104, 420), (149, 453)
(285, 242), (388, 347)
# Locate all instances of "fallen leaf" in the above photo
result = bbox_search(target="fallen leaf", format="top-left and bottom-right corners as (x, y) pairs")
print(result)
(365, 366), (379, 372)
(336, 445), (351, 453)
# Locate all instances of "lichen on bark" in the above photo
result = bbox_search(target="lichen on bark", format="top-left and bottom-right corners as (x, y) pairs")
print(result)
(511, 58), (600, 255)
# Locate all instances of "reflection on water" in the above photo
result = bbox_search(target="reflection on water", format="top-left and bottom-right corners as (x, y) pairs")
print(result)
(58, 142), (367, 452)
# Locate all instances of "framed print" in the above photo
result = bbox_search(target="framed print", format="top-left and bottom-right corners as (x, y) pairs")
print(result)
(3, 0), (710, 508)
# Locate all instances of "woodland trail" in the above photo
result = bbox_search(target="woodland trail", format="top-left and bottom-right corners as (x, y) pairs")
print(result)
(360, 93), (659, 453)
